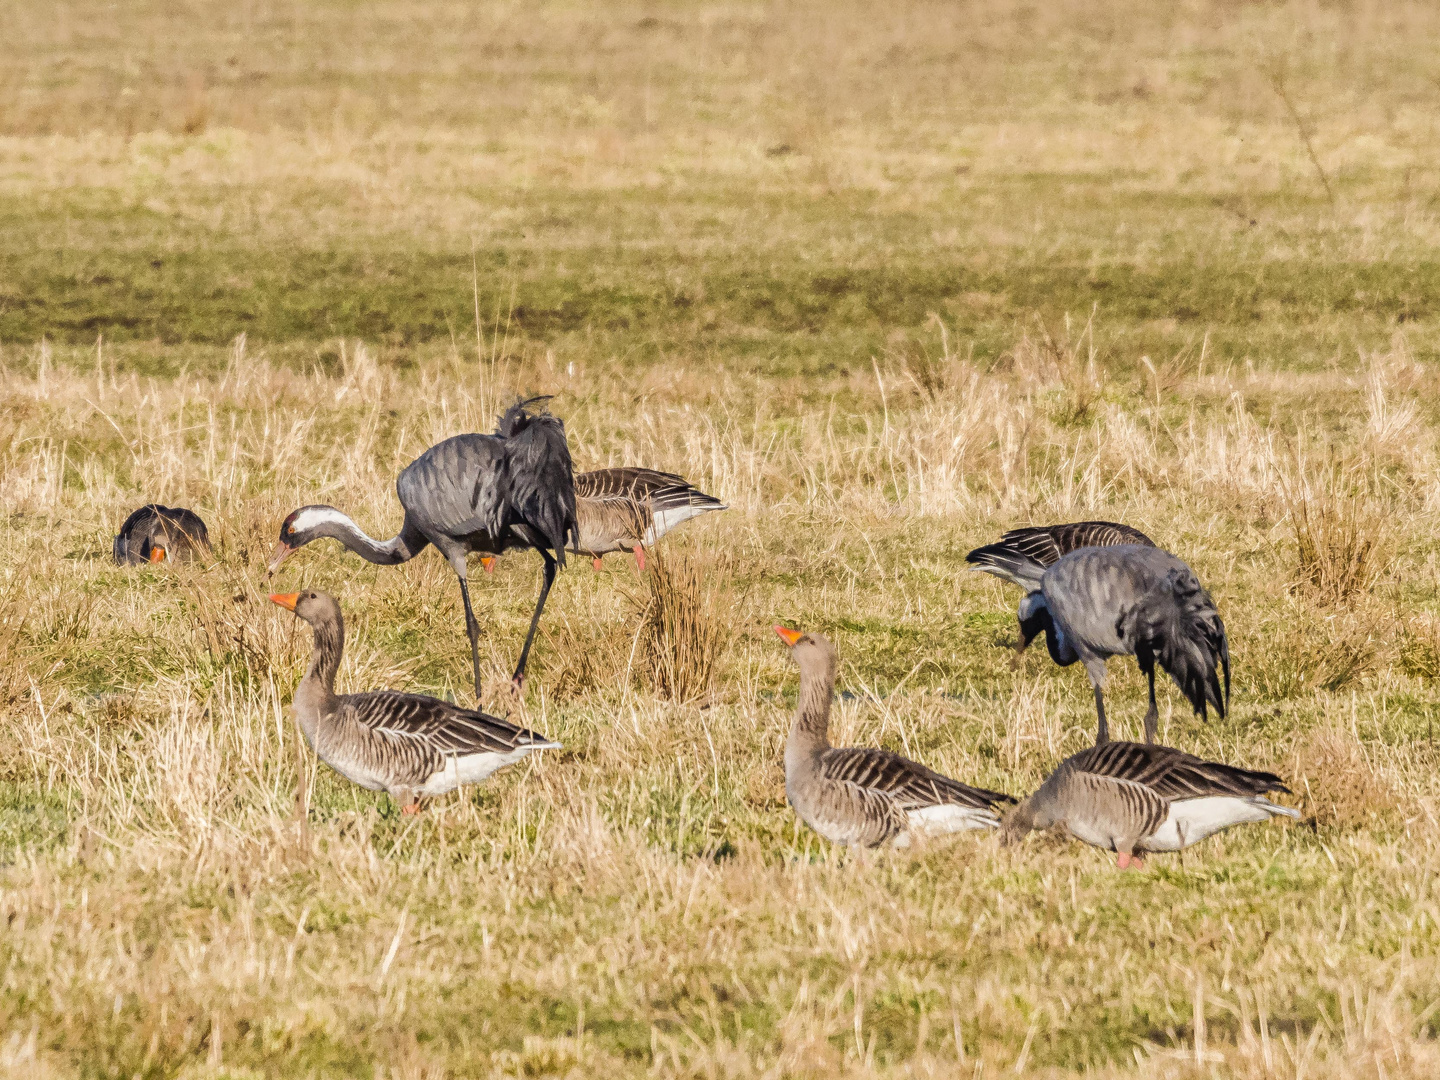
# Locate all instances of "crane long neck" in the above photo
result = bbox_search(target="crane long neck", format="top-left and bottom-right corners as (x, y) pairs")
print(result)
(787, 653), (836, 763)
(307, 511), (424, 565)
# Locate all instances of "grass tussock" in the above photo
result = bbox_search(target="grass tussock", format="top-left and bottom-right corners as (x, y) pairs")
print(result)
(631, 548), (734, 705)
(1282, 461), (1389, 606)
(1293, 726), (1400, 829)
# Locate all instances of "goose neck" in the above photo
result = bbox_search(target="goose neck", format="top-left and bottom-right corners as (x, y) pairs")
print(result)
(786, 653), (835, 762)
(294, 617), (343, 738)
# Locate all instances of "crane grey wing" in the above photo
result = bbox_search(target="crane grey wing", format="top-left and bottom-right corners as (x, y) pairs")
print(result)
(397, 434), (509, 540)
(1123, 563), (1230, 719)
(817, 748), (1014, 810)
(497, 403), (578, 560)
(1067, 741), (1290, 800)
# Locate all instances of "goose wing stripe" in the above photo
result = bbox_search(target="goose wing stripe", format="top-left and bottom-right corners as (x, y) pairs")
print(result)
(819, 749), (1014, 809)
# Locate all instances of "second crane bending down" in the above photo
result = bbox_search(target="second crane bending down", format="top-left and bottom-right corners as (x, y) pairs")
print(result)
(269, 398), (578, 698)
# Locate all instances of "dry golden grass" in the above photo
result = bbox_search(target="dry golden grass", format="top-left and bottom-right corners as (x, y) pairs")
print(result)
(4, 1), (1440, 1076)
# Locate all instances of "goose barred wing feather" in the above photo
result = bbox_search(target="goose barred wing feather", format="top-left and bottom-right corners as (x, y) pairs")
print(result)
(1068, 741), (1290, 800)
(817, 748), (1015, 810)
(576, 467), (726, 512)
(966, 521), (1155, 590)
(340, 691), (558, 754)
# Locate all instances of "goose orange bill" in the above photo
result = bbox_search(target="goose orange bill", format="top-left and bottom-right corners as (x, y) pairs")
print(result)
(270, 593), (299, 611)
(774, 626), (803, 645)
(148, 546), (166, 563)
(480, 556), (496, 573)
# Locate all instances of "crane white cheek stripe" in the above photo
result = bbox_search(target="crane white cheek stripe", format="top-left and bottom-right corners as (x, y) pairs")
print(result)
(290, 507), (354, 533)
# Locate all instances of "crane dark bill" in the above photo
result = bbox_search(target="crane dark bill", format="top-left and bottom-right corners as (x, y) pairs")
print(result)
(269, 593), (299, 611)
(775, 626), (803, 646)
(267, 540), (294, 575)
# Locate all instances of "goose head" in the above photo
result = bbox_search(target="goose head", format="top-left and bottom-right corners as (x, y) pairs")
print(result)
(269, 589), (343, 628)
(774, 625), (837, 679)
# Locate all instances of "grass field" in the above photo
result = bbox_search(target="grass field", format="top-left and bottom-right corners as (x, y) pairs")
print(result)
(4, 1), (1440, 1076)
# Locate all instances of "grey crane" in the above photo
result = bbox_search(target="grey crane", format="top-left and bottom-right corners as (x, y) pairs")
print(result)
(113, 504), (211, 564)
(1000, 740), (1297, 869)
(268, 398), (578, 698)
(1013, 545), (1229, 745)
(271, 590), (560, 813)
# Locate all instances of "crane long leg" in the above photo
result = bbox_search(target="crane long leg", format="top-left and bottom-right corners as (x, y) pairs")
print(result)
(511, 549), (558, 690)
(1142, 668), (1158, 744)
(1093, 685), (1110, 746)
(456, 573), (484, 702)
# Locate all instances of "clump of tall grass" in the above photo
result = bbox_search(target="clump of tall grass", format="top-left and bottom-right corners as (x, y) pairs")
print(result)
(631, 548), (733, 705)
(1280, 458), (1388, 605)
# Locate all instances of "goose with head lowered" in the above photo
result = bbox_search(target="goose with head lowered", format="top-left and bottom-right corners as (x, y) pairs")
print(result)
(268, 398), (578, 698)
(113, 504), (211, 564)
(1000, 740), (1298, 869)
(774, 626), (1014, 848)
(270, 590), (560, 813)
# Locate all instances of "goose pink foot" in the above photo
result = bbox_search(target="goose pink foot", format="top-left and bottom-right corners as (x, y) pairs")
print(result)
(633, 544), (646, 572)
(1116, 852), (1144, 870)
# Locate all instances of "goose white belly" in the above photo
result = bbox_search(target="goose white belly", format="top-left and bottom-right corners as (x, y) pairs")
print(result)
(1143, 796), (1299, 852)
(643, 505), (714, 546)
(905, 803), (1000, 835)
(416, 743), (559, 797)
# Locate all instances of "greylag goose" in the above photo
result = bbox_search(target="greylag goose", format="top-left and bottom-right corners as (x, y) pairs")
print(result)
(967, 521), (1155, 592)
(1010, 545), (1228, 745)
(113, 504), (211, 564)
(1000, 740), (1298, 868)
(268, 398), (578, 696)
(775, 626), (1014, 847)
(566, 467), (726, 570)
(271, 590), (560, 812)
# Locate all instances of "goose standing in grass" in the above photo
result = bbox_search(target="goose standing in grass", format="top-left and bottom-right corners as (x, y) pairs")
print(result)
(113, 504), (211, 564)
(567, 467), (727, 571)
(1000, 741), (1298, 868)
(271, 591), (560, 813)
(268, 398), (578, 696)
(966, 520), (1156, 592)
(1009, 545), (1228, 745)
(774, 626), (1014, 847)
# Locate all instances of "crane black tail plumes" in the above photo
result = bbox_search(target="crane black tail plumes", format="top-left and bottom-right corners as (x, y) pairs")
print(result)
(965, 543), (1048, 592)
(495, 397), (578, 564)
(1132, 567), (1230, 720)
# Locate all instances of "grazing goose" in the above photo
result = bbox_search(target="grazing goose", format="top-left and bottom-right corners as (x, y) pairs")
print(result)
(268, 398), (578, 696)
(775, 626), (1014, 847)
(113, 504), (211, 564)
(1000, 741), (1298, 868)
(271, 590), (560, 812)
(966, 520), (1156, 593)
(1014, 545), (1228, 745)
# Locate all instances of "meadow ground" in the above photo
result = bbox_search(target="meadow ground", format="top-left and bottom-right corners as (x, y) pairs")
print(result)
(4, 1), (1440, 1076)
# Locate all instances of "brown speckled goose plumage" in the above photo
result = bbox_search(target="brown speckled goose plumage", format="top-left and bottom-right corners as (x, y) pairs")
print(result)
(271, 590), (559, 812)
(774, 627), (1013, 848)
(1001, 741), (1298, 868)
